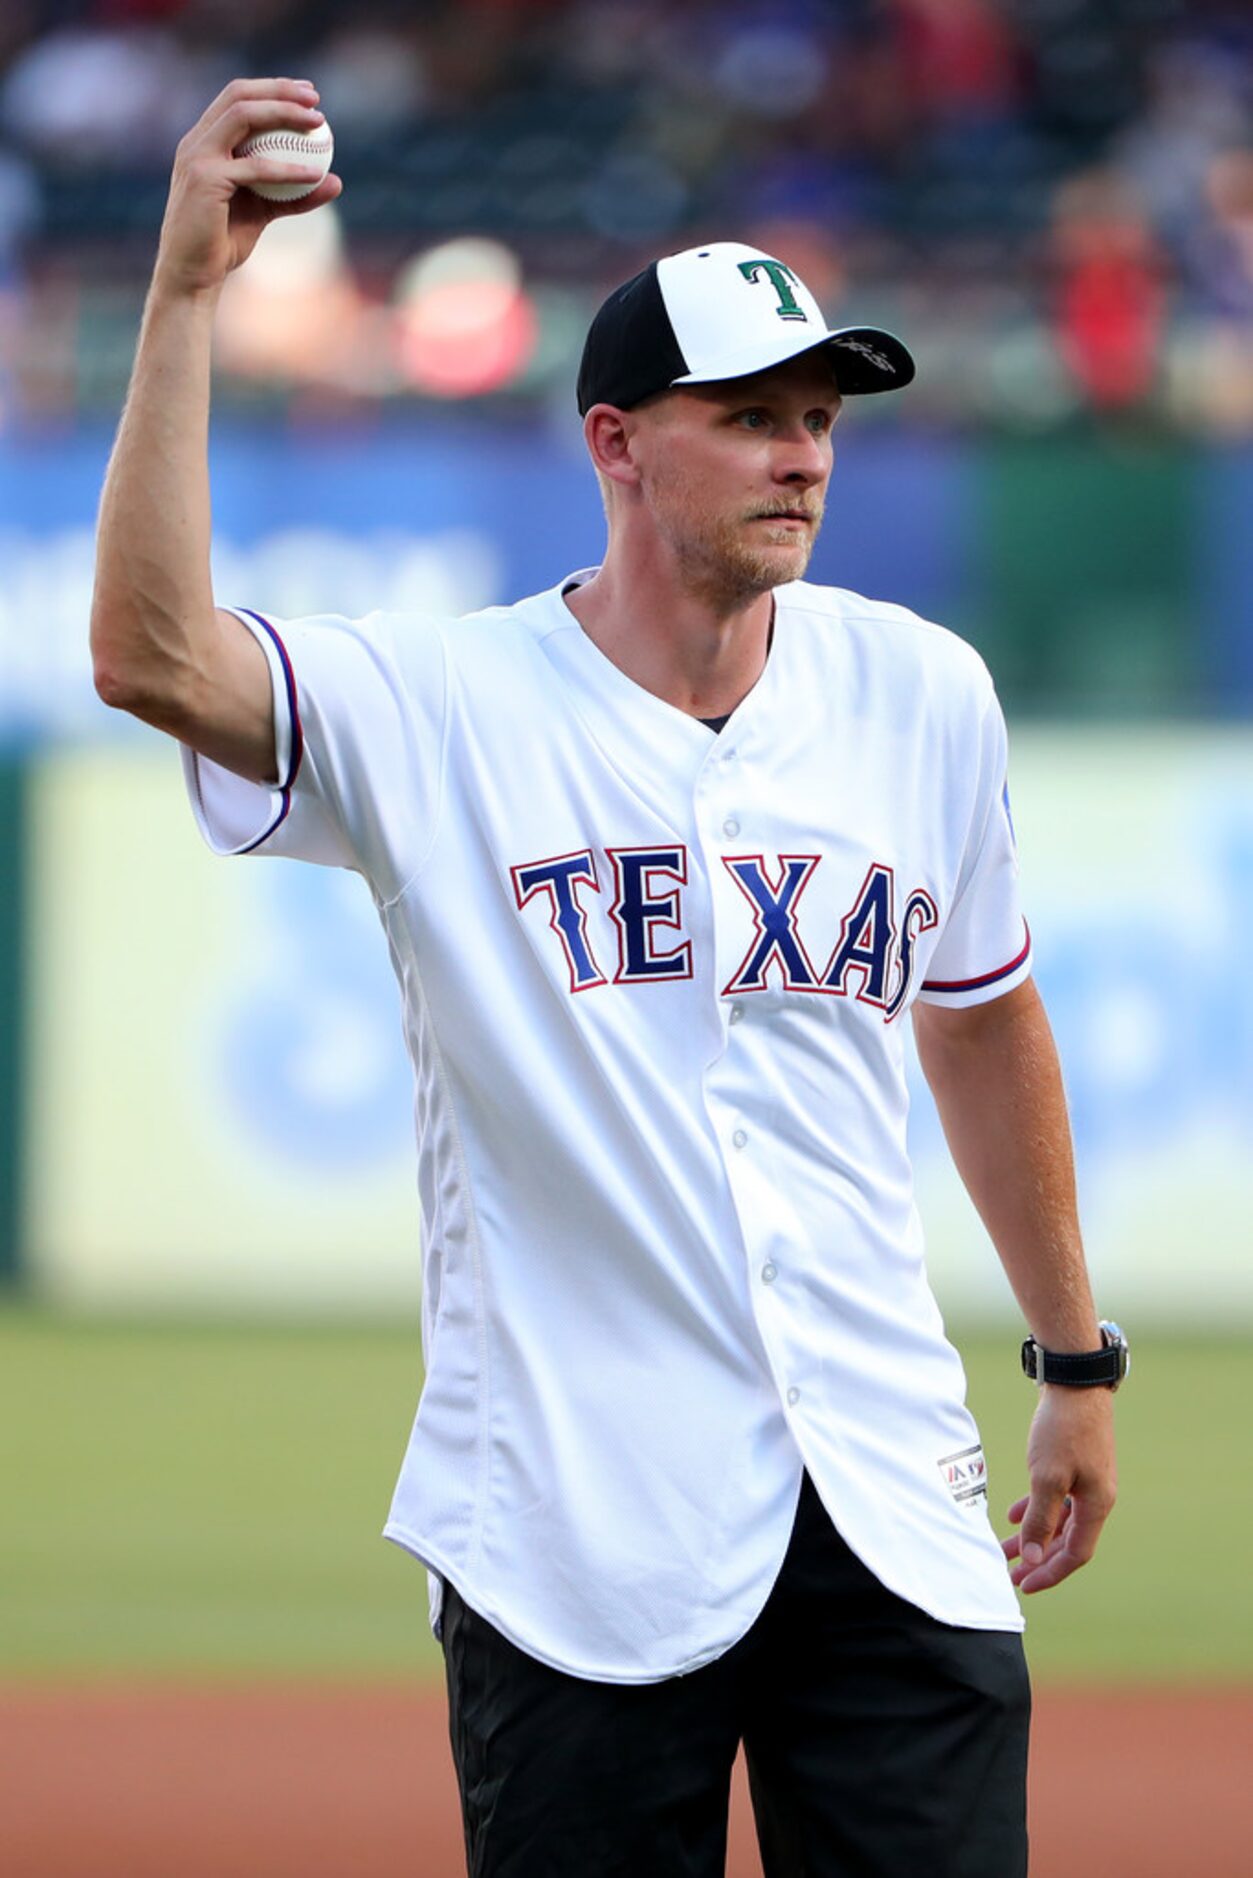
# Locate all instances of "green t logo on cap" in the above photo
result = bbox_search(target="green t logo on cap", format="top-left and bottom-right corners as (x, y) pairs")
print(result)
(737, 259), (807, 322)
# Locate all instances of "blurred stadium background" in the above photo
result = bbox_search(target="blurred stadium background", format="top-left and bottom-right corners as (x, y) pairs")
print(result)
(1, 2), (1251, 1873)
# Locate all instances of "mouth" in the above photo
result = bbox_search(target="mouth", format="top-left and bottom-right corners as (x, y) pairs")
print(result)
(750, 511), (814, 528)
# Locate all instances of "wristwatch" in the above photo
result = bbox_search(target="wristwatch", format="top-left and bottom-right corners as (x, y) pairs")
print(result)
(1021, 1320), (1129, 1391)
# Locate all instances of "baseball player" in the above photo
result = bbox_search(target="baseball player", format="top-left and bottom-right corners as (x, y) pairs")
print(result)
(93, 80), (1124, 1878)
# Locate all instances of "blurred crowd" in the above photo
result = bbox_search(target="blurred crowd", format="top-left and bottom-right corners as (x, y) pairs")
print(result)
(1, 0), (1252, 429)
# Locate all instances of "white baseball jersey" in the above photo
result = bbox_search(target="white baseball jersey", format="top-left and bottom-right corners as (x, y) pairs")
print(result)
(182, 572), (1032, 1682)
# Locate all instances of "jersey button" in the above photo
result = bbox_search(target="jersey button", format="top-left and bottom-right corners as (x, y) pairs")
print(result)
(786, 1386), (801, 1405)
(728, 1004), (744, 1025)
(723, 817), (740, 838)
(761, 1262), (778, 1284)
(732, 1129), (748, 1150)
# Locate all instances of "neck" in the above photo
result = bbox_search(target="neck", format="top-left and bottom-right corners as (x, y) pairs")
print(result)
(563, 543), (774, 720)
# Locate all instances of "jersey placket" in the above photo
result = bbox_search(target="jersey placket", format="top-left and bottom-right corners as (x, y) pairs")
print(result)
(693, 731), (817, 1426)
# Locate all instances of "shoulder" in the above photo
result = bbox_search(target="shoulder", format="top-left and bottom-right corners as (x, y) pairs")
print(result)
(778, 579), (994, 703)
(423, 581), (578, 685)
(256, 583), (573, 723)
(271, 606), (447, 659)
(283, 591), (545, 671)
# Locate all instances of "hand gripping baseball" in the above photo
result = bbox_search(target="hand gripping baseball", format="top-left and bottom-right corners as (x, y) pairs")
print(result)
(155, 79), (341, 299)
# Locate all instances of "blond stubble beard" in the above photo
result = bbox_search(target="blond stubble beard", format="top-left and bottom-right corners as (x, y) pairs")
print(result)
(644, 464), (824, 609)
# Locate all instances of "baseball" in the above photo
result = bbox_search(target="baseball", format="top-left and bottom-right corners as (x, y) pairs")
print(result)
(239, 121), (334, 202)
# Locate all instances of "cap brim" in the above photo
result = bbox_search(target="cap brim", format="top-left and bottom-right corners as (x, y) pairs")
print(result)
(671, 325), (915, 397)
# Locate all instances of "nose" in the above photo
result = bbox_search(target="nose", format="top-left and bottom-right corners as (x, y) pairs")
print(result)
(773, 424), (829, 487)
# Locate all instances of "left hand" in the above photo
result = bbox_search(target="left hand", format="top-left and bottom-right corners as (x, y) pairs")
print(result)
(1002, 1384), (1117, 1594)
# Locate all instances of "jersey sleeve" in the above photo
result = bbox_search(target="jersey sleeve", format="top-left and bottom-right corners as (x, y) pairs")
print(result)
(916, 685), (1032, 1008)
(181, 605), (447, 901)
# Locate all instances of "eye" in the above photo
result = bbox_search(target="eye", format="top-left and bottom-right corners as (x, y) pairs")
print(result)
(736, 409), (769, 430)
(806, 410), (832, 434)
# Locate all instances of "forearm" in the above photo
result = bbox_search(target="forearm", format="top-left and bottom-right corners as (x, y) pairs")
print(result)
(913, 978), (1100, 1350)
(90, 79), (334, 779)
(915, 979), (1117, 1590)
(91, 281), (221, 731)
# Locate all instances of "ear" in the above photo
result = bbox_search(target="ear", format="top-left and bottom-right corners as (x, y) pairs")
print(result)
(583, 404), (642, 491)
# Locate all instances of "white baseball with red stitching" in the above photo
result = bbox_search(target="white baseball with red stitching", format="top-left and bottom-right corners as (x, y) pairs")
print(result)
(239, 121), (334, 202)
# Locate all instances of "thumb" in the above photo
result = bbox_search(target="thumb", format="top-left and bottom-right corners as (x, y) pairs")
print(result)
(1019, 1486), (1068, 1569)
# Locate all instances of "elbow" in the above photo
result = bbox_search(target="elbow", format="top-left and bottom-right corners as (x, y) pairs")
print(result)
(91, 645), (157, 716)
(90, 638), (192, 729)
(92, 655), (139, 712)
(90, 605), (137, 712)
(90, 607), (190, 723)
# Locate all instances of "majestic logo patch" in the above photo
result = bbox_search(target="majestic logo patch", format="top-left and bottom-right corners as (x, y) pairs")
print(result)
(938, 1444), (988, 1508)
(737, 258), (808, 322)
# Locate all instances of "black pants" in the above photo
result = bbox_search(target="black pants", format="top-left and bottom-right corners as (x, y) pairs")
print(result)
(441, 1471), (1029, 1876)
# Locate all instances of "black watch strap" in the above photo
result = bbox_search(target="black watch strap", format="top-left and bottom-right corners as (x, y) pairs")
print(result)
(1021, 1321), (1128, 1390)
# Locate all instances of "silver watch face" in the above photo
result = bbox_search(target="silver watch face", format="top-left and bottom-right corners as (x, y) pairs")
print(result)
(1099, 1320), (1130, 1382)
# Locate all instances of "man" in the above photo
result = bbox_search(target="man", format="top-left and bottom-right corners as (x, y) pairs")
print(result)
(93, 79), (1121, 1878)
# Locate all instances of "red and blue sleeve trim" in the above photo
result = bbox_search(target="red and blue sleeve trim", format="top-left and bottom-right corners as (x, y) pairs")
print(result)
(922, 922), (1031, 995)
(234, 608), (305, 855)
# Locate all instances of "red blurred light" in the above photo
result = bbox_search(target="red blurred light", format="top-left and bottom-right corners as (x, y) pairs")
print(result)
(397, 280), (538, 397)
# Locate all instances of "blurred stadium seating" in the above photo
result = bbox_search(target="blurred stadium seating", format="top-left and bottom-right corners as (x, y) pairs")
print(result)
(1, 0), (1251, 435)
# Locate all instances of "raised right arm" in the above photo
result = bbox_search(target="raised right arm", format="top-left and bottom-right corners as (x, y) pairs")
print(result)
(90, 78), (341, 784)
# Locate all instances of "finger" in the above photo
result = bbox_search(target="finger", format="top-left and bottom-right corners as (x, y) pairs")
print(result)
(217, 100), (327, 157)
(1013, 1530), (1088, 1594)
(1000, 1497), (1030, 1561)
(272, 173), (343, 214)
(1051, 1493), (1104, 1568)
(241, 173), (344, 220)
(1002, 1503), (1069, 1565)
(182, 97), (325, 166)
(201, 78), (321, 133)
(222, 155), (337, 198)
(1018, 1483), (1069, 1571)
(1010, 1518), (1069, 1583)
(1012, 1491), (1108, 1591)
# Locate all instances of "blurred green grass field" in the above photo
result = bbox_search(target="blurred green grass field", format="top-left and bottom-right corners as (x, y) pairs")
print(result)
(0, 1306), (1248, 1687)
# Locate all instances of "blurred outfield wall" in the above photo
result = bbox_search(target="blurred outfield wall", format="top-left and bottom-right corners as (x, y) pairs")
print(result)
(2, 423), (1251, 1321)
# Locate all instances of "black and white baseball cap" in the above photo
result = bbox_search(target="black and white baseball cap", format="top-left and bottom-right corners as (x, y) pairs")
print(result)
(576, 241), (915, 416)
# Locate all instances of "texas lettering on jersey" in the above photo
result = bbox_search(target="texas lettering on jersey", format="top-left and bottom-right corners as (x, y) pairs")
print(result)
(511, 845), (940, 1022)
